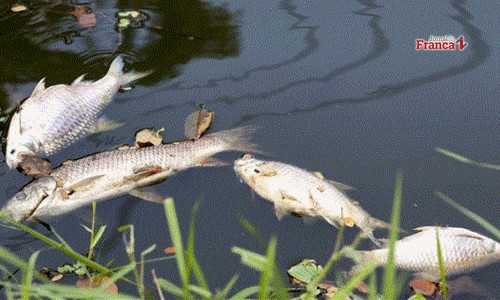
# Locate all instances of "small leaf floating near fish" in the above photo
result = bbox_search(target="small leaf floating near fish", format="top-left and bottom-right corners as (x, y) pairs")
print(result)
(17, 155), (53, 178)
(184, 105), (214, 140)
(135, 128), (163, 148)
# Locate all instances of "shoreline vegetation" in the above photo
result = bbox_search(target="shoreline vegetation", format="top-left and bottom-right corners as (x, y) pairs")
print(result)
(0, 149), (498, 299)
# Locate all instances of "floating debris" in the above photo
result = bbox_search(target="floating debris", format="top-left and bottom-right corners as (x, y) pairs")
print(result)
(409, 278), (437, 296)
(135, 128), (163, 148)
(76, 275), (118, 294)
(184, 106), (214, 139)
(17, 155), (52, 177)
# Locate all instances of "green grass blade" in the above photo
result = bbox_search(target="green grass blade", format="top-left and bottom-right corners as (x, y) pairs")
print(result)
(21, 250), (40, 300)
(239, 216), (268, 249)
(0, 246), (28, 270)
(98, 263), (136, 293)
(215, 274), (239, 300)
(435, 228), (448, 300)
(258, 236), (277, 299)
(435, 147), (500, 170)
(435, 191), (500, 239)
(188, 285), (212, 298)
(157, 278), (184, 298)
(331, 261), (377, 300)
(382, 171), (403, 300)
(163, 199), (189, 298)
(367, 271), (377, 300)
(0, 214), (113, 276)
(230, 286), (260, 299)
(231, 247), (266, 271)
(90, 225), (107, 249)
(187, 199), (209, 293)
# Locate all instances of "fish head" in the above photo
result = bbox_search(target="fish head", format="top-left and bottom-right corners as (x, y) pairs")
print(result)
(5, 111), (37, 169)
(2, 176), (58, 221)
(234, 154), (263, 183)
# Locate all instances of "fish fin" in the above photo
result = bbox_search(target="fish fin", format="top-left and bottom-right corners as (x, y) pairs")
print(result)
(328, 180), (356, 191)
(30, 78), (46, 97)
(72, 74), (87, 84)
(92, 116), (124, 134)
(107, 55), (153, 86)
(273, 203), (288, 220)
(207, 126), (261, 154)
(129, 188), (166, 203)
(184, 106), (214, 139)
(196, 157), (229, 167)
(67, 175), (105, 192)
(125, 166), (165, 183)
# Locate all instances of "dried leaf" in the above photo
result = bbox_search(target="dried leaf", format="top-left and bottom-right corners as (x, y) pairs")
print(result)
(318, 282), (338, 298)
(409, 278), (437, 296)
(17, 155), (52, 177)
(135, 128), (163, 148)
(76, 275), (118, 294)
(184, 107), (214, 139)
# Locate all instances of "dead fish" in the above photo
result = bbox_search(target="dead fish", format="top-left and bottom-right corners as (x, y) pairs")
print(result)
(350, 226), (500, 280)
(2, 127), (257, 221)
(4, 55), (152, 169)
(233, 154), (390, 246)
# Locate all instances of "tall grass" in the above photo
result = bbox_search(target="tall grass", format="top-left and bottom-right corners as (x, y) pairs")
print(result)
(0, 165), (497, 299)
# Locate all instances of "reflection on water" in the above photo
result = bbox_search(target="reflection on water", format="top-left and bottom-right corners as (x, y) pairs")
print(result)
(0, 0), (239, 113)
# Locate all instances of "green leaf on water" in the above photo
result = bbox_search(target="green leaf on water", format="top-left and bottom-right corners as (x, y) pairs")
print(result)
(287, 259), (323, 284)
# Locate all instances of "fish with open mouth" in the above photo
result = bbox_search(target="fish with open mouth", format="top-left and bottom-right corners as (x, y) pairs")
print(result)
(349, 226), (500, 280)
(234, 154), (390, 246)
(4, 55), (151, 169)
(2, 127), (256, 221)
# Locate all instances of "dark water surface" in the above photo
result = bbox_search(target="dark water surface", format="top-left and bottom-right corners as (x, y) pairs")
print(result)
(0, 1), (498, 298)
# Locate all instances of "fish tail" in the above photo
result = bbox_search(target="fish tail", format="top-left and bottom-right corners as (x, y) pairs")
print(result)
(106, 55), (153, 86)
(209, 126), (260, 154)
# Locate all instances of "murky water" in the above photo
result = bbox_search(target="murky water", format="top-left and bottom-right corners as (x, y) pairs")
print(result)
(0, 1), (498, 298)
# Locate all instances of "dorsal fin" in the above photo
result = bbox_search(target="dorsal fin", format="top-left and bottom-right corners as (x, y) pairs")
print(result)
(30, 78), (46, 97)
(72, 74), (87, 84)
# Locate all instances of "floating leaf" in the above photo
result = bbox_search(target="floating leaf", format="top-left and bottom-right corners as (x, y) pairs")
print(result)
(76, 275), (118, 294)
(17, 155), (52, 177)
(135, 128), (163, 148)
(287, 259), (323, 284)
(184, 106), (214, 139)
(409, 278), (437, 296)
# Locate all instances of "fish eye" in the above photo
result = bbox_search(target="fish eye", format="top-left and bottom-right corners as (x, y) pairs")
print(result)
(14, 192), (27, 201)
(10, 149), (15, 154)
(241, 154), (253, 160)
(254, 169), (260, 173)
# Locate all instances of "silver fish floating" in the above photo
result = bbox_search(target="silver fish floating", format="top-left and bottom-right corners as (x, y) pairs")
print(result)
(351, 226), (500, 280)
(5, 56), (151, 169)
(2, 127), (256, 221)
(234, 154), (390, 245)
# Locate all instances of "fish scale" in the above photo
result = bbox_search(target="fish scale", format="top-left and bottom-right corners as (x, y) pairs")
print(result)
(2, 127), (257, 220)
(354, 226), (500, 279)
(5, 56), (151, 168)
